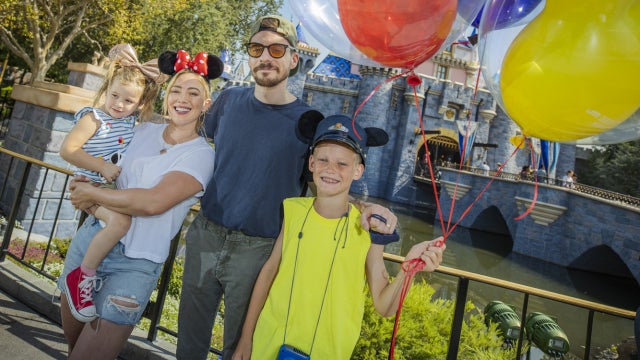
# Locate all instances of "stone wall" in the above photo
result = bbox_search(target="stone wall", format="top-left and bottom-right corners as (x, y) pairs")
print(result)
(0, 63), (105, 239)
(437, 168), (640, 284)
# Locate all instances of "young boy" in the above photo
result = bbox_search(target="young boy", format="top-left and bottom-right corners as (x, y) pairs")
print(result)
(232, 114), (446, 360)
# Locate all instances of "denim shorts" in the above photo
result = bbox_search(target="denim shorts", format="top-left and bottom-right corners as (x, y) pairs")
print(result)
(57, 216), (162, 325)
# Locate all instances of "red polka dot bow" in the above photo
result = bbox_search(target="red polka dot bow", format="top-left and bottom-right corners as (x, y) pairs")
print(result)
(174, 50), (209, 76)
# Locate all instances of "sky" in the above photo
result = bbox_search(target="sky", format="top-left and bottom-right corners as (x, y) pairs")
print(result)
(279, 0), (330, 59)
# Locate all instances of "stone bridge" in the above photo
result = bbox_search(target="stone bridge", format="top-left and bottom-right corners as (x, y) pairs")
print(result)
(435, 168), (640, 285)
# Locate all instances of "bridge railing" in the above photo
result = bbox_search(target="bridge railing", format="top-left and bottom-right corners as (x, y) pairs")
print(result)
(0, 147), (636, 359)
(414, 163), (640, 208)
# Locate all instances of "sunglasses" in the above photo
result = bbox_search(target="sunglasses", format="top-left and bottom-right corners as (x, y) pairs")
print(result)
(246, 43), (290, 59)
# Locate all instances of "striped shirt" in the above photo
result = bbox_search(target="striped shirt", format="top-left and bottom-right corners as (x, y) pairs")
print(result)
(72, 106), (136, 183)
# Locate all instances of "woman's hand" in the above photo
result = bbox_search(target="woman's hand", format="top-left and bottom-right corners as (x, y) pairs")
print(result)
(68, 176), (98, 212)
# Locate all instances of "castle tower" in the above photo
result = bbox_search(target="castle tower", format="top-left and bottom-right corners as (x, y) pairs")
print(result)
(287, 24), (320, 98)
(349, 66), (403, 198)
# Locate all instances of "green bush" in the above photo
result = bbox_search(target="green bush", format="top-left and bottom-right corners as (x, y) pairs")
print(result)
(52, 237), (71, 258)
(353, 280), (521, 360)
(7, 238), (64, 265)
(166, 258), (184, 298)
(0, 86), (11, 97)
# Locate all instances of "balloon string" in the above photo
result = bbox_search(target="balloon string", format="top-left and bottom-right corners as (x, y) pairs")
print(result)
(389, 68), (534, 359)
(445, 116), (475, 234)
(513, 137), (539, 220)
(387, 75), (447, 360)
(413, 83), (447, 235)
(443, 144), (521, 237)
(351, 70), (411, 140)
(388, 258), (425, 360)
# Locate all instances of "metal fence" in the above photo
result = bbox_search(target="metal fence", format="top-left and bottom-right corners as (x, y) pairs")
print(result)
(0, 147), (636, 359)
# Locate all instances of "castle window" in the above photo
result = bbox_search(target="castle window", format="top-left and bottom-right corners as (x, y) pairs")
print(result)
(342, 98), (350, 114)
(391, 90), (398, 111)
(306, 92), (313, 105)
(436, 64), (449, 80)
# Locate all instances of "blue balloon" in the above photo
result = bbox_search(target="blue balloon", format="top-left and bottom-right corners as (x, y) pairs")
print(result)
(472, 5), (483, 28)
(480, 0), (544, 31)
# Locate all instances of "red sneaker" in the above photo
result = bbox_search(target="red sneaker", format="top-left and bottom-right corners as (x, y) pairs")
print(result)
(63, 266), (99, 322)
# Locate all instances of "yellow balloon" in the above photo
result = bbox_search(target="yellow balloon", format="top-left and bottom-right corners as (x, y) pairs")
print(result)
(510, 135), (526, 148)
(500, 0), (640, 142)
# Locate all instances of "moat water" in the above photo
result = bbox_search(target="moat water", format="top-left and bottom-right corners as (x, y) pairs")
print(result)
(375, 198), (639, 358)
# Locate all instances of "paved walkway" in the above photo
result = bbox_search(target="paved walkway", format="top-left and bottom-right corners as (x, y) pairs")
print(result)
(0, 260), (177, 359)
(0, 287), (67, 359)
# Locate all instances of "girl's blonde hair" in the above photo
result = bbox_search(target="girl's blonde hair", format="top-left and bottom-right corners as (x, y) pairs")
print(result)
(94, 60), (161, 122)
(161, 69), (212, 133)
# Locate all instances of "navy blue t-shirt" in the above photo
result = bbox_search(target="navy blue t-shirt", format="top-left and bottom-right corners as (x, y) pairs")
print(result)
(200, 87), (313, 238)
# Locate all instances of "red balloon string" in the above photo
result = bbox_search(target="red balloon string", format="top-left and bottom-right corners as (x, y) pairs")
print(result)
(380, 67), (534, 359)
(513, 137), (539, 220)
(388, 73), (449, 360)
(411, 78), (447, 235)
(388, 258), (425, 360)
(351, 70), (411, 140)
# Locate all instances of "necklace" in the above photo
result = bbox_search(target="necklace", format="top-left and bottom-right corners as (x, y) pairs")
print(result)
(159, 125), (197, 154)
(159, 129), (174, 154)
(159, 143), (173, 154)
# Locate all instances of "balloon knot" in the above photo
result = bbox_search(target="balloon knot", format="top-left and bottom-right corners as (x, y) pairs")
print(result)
(406, 74), (422, 87)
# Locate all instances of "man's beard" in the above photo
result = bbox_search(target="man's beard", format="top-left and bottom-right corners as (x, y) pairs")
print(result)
(252, 64), (289, 87)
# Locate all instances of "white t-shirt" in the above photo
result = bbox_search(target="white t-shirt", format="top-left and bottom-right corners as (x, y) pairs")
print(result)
(115, 122), (215, 263)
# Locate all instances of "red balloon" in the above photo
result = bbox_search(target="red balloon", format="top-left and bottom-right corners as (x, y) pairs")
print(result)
(337, 0), (457, 69)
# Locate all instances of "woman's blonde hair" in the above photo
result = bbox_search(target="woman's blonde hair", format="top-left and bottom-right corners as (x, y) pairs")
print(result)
(161, 69), (212, 133)
(94, 60), (161, 122)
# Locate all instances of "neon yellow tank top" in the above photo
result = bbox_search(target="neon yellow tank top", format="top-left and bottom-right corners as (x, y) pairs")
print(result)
(252, 197), (371, 359)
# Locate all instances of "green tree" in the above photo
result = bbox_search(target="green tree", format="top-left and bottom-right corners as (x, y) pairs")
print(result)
(132, 0), (282, 61)
(0, 0), (129, 84)
(1, 0), (282, 84)
(580, 140), (640, 197)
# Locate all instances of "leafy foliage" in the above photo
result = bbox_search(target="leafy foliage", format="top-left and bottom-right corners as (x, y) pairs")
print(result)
(0, 0), (130, 83)
(1, 0), (283, 83)
(580, 140), (640, 197)
(52, 237), (70, 258)
(7, 238), (64, 266)
(353, 280), (520, 360)
(165, 257), (185, 298)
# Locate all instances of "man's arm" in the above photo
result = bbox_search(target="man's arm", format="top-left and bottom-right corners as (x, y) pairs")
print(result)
(350, 196), (398, 234)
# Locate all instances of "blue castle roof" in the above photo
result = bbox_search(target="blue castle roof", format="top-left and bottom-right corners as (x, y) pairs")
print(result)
(312, 54), (361, 79)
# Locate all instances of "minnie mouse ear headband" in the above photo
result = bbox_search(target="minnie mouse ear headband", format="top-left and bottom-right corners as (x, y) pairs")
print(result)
(108, 43), (169, 84)
(158, 50), (224, 80)
(298, 112), (389, 166)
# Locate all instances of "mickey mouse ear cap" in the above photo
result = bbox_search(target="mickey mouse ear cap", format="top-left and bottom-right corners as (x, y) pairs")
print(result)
(311, 115), (388, 165)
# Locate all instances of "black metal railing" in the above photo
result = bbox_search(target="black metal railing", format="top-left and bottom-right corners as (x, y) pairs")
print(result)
(0, 147), (636, 359)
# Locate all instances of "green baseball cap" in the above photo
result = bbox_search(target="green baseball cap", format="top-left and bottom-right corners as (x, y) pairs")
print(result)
(249, 15), (299, 76)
